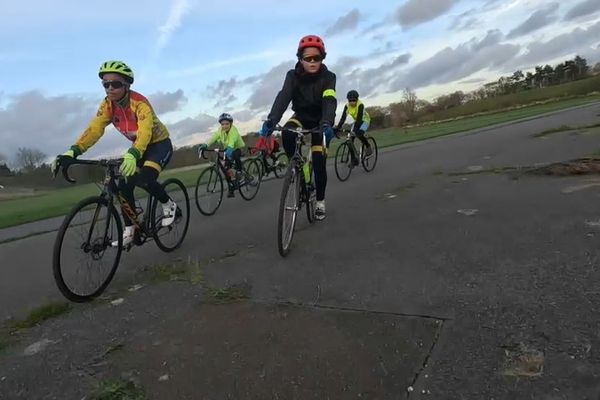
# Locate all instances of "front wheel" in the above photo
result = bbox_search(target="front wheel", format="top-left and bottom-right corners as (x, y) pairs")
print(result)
(334, 142), (354, 182)
(53, 196), (122, 302)
(152, 178), (190, 252)
(239, 159), (261, 201)
(195, 166), (223, 216)
(361, 137), (378, 172)
(306, 184), (316, 224)
(278, 166), (301, 257)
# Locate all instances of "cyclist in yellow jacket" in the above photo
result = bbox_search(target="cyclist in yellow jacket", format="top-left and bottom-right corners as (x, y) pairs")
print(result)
(336, 90), (373, 164)
(198, 113), (246, 198)
(53, 60), (176, 247)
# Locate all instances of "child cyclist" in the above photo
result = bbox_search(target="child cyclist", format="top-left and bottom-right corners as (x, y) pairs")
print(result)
(198, 113), (246, 198)
(53, 60), (177, 247)
(259, 34), (337, 220)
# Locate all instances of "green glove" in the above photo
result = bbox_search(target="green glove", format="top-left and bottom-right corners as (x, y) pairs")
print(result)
(63, 149), (75, 158)
(120, 153), (137, 177)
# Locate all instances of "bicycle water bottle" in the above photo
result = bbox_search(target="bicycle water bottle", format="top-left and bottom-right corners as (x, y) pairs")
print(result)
(303, 160), (311, 184)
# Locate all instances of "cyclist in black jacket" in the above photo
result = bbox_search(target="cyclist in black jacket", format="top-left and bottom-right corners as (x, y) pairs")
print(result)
(259, 34), (337, 220)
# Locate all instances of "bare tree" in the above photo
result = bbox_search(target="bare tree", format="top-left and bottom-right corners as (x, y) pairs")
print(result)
(403, 88), (418, 120)
(15, 147), (47, 171)
(0, 152), (7, 165)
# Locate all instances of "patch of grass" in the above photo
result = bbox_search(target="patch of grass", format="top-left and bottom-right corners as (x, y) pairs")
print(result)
(448, 166), (518, 176)
(203, 284), (251, 305)
(92, 379), (145, 400)
(144, 259), (204, 285)
(533, 122), (600, 138)
(147, 262), (189, 283)
(532, 125), (574, 137)
(12, 302), (71, 330)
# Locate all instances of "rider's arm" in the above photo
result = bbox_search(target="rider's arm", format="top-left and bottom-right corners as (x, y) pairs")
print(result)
(206, 130), (220, 147)
(320, 72), (337, 127)
(128, 101), (154, 159)
(336, 105), (348, 130)
(226, 127), (245, 149)
(267, 70), (294, 126)
(71, 99), (111, 156)
(353, 103), (364, 132)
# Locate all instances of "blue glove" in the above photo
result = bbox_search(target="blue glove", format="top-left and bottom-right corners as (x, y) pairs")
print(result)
(259, 120), (273, 137)
(224, 147), (234, 160)
(322, 124), (335, 146)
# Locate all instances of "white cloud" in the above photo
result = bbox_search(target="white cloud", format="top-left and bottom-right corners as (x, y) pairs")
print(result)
(155, 0), (192, 53)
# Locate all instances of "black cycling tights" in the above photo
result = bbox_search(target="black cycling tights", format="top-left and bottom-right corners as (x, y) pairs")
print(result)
(118, 166), (170, 226)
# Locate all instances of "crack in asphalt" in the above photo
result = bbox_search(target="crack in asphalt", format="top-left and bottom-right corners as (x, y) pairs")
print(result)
(407, 319), (445, 399)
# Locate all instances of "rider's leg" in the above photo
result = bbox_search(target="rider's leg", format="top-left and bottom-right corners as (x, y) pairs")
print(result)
(281, 118), (303, 158)
(139, 139), (176, 226)
(231, 149), (243, 171)
(114, 176), (138, 246)
(355, 121), (372, 155)
(311, 131), (327, 220)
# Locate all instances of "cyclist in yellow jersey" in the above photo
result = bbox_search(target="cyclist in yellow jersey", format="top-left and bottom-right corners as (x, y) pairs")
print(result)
(52, 60), (176, 247)
(335, 90), (373, 163)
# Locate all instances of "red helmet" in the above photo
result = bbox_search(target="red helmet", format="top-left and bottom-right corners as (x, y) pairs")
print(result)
(297, 35), (326, 58)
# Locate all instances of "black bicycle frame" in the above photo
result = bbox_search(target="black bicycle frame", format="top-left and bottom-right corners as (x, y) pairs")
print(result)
(57, 157), (156, 248)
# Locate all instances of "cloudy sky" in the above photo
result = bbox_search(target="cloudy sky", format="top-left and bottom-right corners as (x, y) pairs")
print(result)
(1, 0), (600, 162)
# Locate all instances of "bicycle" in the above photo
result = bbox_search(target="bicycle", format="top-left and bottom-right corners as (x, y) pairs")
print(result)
(333, 128), (378, 182)
(51, 156), (190, 302)
(247, 144), (288, 180)
(194, 148), (261, 216)
(274, 125), (324, 257)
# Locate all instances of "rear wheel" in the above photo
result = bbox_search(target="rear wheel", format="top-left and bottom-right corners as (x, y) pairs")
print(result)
(53, 196), (122, 302)
(152, 178), (190, 252)
(277, 166), (301, 257)
(274, 153), (289, 179)
(194, 166), (223, 216)
(361, 137), (378, 172)
(239, 159), (261, 200)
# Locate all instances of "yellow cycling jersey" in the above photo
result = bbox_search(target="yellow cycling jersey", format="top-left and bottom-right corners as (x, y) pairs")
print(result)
(72, 90), (170, 159)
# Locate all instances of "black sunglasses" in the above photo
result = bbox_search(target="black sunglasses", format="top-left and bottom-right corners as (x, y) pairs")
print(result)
(301, 54), (323, 63)
(102, 80), (126, 89)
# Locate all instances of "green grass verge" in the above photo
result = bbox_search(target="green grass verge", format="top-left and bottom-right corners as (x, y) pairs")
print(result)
(92, 379), (146, 400)
(1, 95), (599, 230)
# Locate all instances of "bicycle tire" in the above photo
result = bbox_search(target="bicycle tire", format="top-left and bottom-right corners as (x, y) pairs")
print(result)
(152, 178), (190, 252)
(52, 196), (122, 302)
(334, 142), (353, 182)
(277, 165), (301, 257)
(239, 159), (261, 201)
(361, 137), (378, 172)
(274, 153), (289, 179)
(194, 166), (223, 216)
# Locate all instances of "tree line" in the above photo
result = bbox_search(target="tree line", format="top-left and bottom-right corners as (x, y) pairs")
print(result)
(3, 56), (599, 183)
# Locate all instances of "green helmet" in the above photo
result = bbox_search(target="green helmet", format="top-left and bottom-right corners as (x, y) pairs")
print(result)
(98, 60), (134, 83)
